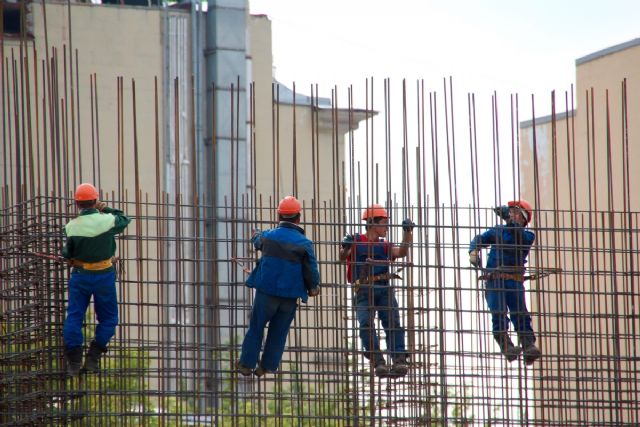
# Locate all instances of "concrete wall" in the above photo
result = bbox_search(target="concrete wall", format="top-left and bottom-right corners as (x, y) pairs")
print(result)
(0, 0), (192, 396)
(575, 40), (640, 211)
(40, 1), (164, 195)
(523, 40), (640, 212)
(520, 39), (640, 424)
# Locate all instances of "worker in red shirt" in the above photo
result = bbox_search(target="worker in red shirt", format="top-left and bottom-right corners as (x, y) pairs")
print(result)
(340, 204), (414, 377)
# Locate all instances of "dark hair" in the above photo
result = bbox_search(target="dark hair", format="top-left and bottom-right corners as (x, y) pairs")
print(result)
(77, 199), (97, 209)
(279, 213), (301, 223)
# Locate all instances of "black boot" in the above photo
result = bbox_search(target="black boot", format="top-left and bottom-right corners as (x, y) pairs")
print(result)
(254, 364), (276, 377)
(494, 333), (522, 362)
(235, 360), (253, 377)
(519, 334), (541, 366)
(390, 354), (409, 377)
(83, 341), (108, 373)
(253, 359), (276, 377)
(373, 354), (389, 377)
(64, 346), (83, 377)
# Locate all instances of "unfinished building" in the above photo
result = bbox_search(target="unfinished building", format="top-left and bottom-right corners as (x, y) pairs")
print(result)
(1, 1), (639, 426)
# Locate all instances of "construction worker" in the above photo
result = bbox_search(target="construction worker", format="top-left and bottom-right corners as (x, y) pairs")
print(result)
(469, 199), (541, 365)
(62, 183), (131, 376)
(339, 204), (414, 377)
(237, 196), (321, 377)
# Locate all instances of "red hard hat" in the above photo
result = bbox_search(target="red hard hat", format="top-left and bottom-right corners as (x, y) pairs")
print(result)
(508, 199), (533, 224)
(278, 196), (301, 216)
(361, 204), (389, 221)
(75, 183), (99, 201)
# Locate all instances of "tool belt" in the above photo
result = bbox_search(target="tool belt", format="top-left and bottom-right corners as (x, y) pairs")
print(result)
(352, 272), (401, 293)
(480, 272), (525, 282)
(71, 258), (113, 271)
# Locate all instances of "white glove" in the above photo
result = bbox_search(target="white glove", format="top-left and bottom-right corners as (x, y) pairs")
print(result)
(469, 250), (481, 267)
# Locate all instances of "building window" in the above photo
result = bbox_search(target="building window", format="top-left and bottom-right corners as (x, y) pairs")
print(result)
(2, 2), (33, 39)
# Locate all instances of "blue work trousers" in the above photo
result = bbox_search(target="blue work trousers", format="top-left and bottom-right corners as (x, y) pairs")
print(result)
(63, 269), (119, 350)
(354, 283), (406, 358)
(485, 279), (534, 336)
(240, 290), (298, 371)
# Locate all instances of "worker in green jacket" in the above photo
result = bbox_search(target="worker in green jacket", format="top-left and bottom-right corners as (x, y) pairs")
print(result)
(62, 183), (131, 376)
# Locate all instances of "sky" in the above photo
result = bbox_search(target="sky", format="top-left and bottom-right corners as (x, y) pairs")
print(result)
(249, 0), (640, 119)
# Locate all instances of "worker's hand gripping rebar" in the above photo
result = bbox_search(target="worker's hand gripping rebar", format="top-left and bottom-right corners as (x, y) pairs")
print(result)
(402, 218), (415, 232)
(341, 233), (355, 249)
(493, 205), (510, 221)
(469, 249), (481, 268)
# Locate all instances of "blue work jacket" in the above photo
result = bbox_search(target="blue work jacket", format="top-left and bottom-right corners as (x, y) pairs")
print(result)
(246, 221), (320, 303)
(469, 223), (535, 273)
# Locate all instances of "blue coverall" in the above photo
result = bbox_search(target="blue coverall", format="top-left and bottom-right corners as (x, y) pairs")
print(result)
(469, 223), (536, 339)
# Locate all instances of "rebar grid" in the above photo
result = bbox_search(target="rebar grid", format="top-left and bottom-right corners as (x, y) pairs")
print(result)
(2, 5), (640, 425)
(1, 200), (639, 426)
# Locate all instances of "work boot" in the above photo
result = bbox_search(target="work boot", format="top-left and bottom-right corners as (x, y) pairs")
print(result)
(373, 355), (389, 377)
(235, 360), (253, 377)
(253, 363), (275, 377)
(390, 354), (409, 377)
(83, 341), (108, 373)
(519, 335), (541, 366)
(494, 333), (521, 362)
(64, 346), (83, 377)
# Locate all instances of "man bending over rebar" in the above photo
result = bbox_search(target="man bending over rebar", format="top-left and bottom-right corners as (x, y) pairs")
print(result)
(469, 199), (541, 365)
(339, 204), (414, 377)
(237, 196), (321, 377)
(62, 183), (131, 376)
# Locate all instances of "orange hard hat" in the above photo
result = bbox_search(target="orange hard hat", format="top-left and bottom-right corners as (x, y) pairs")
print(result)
(75, 183), (99, 201)
(361, 204), (389, 221)
(508, 199), (533, 224)
(278, 196), (301, 216)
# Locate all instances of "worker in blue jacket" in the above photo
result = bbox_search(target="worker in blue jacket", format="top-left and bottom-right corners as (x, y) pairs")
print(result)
(237, 196), (321, 377)
(469, 199), (541, 365)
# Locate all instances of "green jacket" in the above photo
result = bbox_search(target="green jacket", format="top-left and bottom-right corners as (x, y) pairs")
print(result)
(62, 207), (131, 273)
